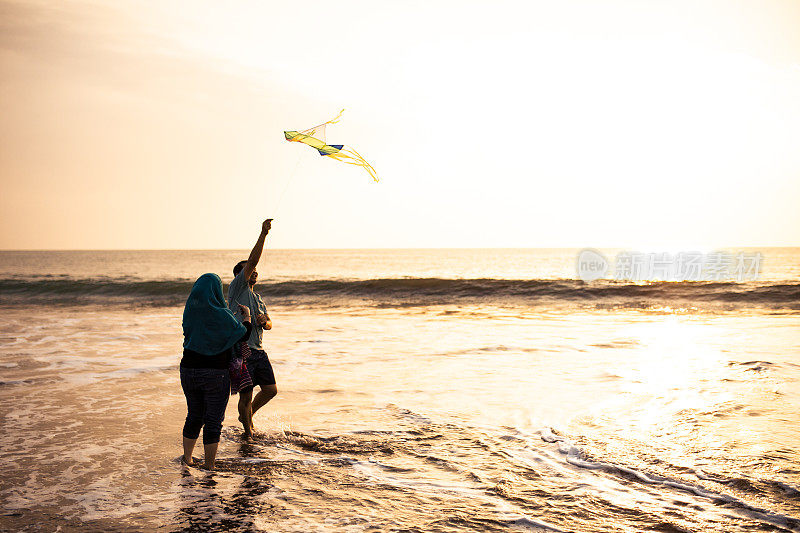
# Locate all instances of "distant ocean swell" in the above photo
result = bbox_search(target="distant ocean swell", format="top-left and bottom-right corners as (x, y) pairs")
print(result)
(0, 278), (798, 310)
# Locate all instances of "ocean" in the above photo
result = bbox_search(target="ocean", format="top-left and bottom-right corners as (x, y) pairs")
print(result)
(0, 248), (798, 532)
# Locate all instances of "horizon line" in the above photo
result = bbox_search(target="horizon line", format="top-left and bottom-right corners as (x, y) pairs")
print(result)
(0, 246), (797, 252)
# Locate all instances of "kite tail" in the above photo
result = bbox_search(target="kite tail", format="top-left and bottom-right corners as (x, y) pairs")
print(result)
(298, 109), (346, 141)
(326, 147), (379, 182)
(302, 109), (345, 135)
(326, 109), (345, 126)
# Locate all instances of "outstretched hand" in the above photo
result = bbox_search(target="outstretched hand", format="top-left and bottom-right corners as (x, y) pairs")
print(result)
(242, 218), (271, 281)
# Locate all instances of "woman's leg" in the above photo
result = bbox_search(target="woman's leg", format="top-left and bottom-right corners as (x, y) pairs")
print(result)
(200, 369), (231, 470)
(180, 368), (205, 465)
(182, 436), (198, 466)
(203, 442), (219, 470)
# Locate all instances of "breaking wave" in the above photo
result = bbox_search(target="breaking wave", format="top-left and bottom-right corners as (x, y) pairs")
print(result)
(0, 277), (798, 310)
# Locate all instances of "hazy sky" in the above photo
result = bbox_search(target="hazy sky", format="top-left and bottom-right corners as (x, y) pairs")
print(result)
(1, 0), (799, 249)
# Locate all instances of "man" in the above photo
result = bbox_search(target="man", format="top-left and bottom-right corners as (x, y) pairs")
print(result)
(228, 218), (276, 440)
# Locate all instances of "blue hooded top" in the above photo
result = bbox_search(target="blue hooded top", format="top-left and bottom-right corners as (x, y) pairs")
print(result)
(182, 273), (246, 355)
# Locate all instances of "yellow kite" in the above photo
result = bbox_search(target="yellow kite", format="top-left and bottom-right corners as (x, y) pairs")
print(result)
(284, 110), (378, 182)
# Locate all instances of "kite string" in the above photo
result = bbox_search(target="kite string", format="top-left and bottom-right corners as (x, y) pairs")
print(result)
(272, 154), (302, 218)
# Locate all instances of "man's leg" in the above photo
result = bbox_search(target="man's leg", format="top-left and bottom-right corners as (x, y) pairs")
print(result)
(238, 388), (254, 439)
(250, 355), (277, 423)
(251, 384), (277, 417)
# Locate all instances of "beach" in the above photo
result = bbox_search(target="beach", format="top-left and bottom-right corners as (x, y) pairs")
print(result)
(0, 249), (799, 532)
(4, 0), (800, 529)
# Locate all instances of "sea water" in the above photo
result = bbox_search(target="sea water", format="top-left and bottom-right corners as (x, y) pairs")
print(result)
(0, 249), (798, 532)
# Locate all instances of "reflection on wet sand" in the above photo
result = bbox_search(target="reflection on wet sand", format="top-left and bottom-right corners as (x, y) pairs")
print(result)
(1, 304), (799, 532)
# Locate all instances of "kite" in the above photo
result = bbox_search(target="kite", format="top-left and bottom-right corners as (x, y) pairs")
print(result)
(284, 110), (378, 182)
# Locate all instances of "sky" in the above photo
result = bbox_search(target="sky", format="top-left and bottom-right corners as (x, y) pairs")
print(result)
(1, 0), (799, 250)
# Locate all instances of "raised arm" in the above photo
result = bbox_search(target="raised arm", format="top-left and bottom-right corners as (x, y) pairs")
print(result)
(242, 218), (272, 280)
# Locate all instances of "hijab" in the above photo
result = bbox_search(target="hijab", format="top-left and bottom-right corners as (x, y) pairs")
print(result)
(182, 273), (246, 355)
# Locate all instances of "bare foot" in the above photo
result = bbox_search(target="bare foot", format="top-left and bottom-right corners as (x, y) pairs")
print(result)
(182, 456), (199, 467)
(238, 414), (253, 440)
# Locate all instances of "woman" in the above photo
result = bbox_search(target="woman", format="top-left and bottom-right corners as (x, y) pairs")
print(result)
(180, 273), (251, 470)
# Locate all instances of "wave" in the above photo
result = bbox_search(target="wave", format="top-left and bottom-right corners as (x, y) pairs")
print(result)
(207, 412), (800, 532)
(540, 429), (800, 532)
(0, 277), (798, 310)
